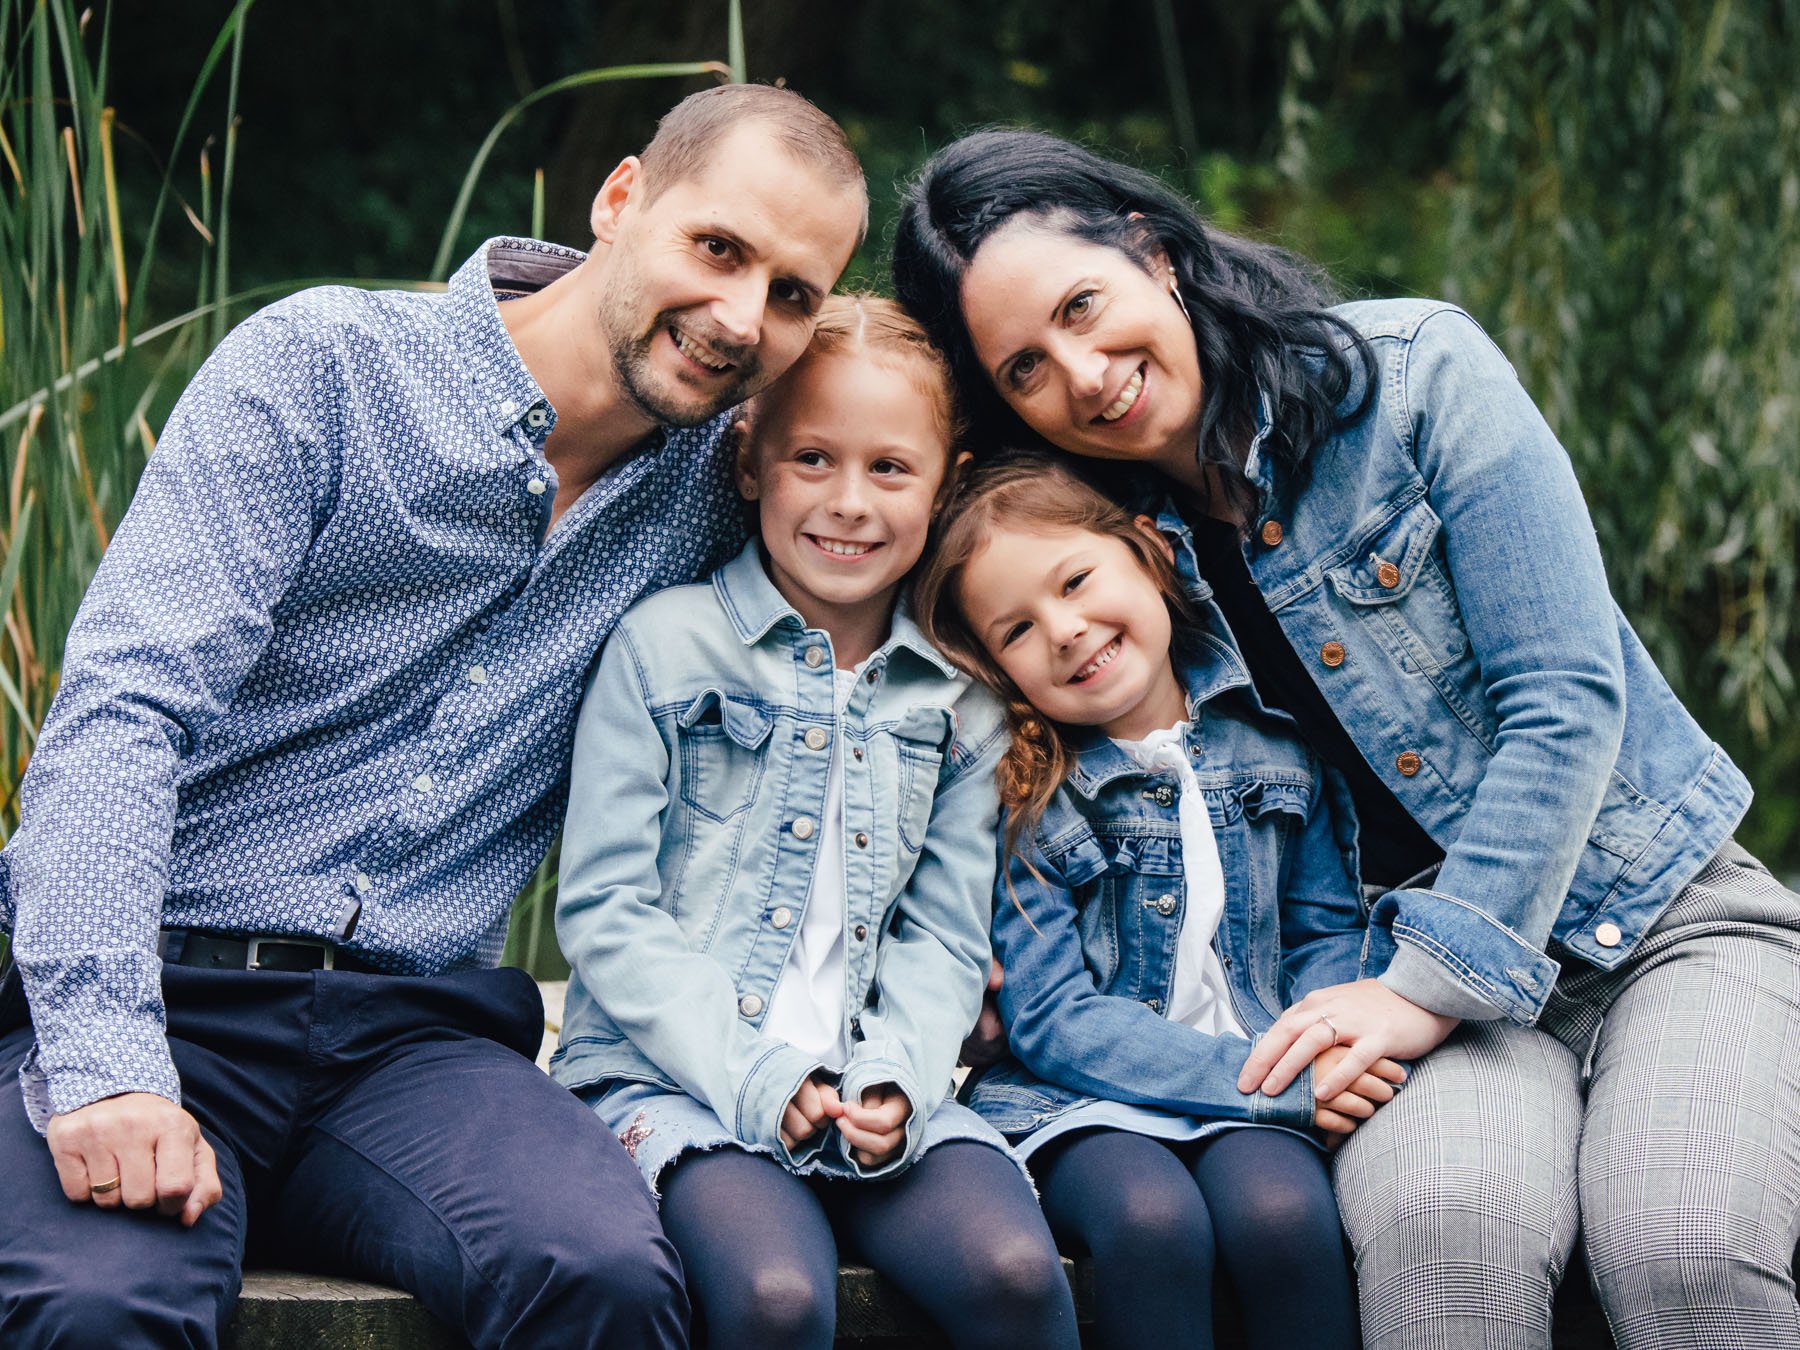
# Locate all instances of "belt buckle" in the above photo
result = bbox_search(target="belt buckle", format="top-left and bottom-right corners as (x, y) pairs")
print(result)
(246, 936), (334, 971)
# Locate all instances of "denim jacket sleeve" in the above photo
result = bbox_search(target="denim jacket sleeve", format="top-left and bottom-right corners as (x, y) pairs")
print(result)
(1278, 768), (1369, 1005)
(1372, 308), (1623, 1023)
(556, 625), (823, 1162)
(838, 716), (1003, 1177)
(995, 815), (1316, 1130)
(7, 315), (332, 1125)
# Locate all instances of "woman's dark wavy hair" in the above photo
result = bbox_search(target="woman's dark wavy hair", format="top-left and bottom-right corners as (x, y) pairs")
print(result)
(892, 129), (1373, 513)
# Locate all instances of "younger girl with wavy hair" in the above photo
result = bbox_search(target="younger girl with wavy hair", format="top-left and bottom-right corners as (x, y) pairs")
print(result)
(917, 453), (1404, 1350)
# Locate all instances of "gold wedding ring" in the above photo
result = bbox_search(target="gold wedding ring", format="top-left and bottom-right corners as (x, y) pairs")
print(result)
(90, 1175), (122, 1195)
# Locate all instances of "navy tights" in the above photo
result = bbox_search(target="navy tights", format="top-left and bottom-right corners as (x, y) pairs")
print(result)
(659, 1140), (1080, 1350)
(1033, 1127), (1358, 1350)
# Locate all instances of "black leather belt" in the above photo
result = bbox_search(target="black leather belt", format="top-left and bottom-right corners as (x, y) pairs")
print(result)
(158, 929), (380, 974)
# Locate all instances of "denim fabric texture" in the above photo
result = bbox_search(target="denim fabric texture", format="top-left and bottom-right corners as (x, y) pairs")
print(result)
(0, 237), (748, 1125)
(551, 540), (1007, 1177)
(964, 508), (1367, 1137)
(1230, 300), (1751, 1023)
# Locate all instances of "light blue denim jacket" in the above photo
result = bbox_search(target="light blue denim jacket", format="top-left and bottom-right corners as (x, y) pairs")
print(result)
(965, 510), (1367, 1135)
(1231, 299), (1752, 1023)
(550, 540), (1006, 1175)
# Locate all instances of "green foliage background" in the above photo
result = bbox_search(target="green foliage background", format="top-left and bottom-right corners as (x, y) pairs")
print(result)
(3, 1), (1795, 974)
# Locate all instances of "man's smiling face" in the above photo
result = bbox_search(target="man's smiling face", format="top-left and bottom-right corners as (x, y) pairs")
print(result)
(594, 123), (865, 428)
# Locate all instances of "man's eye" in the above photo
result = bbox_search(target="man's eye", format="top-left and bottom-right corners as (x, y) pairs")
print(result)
(699, 237), (734, 260)
(772, 280), (807, 308)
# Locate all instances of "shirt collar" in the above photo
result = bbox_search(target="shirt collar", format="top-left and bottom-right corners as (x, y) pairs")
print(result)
(711, 540), (961, 679)
(447, 236), (584, 439)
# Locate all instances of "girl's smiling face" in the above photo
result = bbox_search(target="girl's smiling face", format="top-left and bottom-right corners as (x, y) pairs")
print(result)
(960, 219), (1204, 480)
(737, 351), (949, 650)
(957, 521), (1189, 741)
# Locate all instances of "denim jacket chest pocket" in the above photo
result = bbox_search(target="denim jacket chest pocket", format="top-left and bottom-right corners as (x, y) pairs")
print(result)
(884, 704), (956, 853)
(1215, 780), (1312, 1011)
(676, 689), (775, 823)
(1325, 497), (1471, 676)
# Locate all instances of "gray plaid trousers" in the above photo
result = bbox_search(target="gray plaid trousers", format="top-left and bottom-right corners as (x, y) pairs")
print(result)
(1334, 842), (1800, 1350)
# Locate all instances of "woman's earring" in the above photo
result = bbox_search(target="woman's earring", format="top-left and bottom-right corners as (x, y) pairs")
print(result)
(1169, 275), (1191, 323)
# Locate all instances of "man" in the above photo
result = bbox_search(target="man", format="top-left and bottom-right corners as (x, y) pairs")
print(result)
(0, 83), (866, 1347)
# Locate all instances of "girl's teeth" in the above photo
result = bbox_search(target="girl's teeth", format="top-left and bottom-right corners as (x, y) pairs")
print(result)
(1074, 638), (1120, 680)
(816, 538), (872, 556)
(672, 328), (731, 371)
(1099, 368), (1144, 422)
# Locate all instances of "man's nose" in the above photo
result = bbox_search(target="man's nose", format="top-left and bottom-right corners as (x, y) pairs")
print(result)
(712, 277), (766, 348)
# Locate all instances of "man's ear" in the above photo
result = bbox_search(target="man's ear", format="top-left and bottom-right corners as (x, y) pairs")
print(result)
(732, 421), (759, 502)
(1132, 513), (1176, 563)
(590, 156), (642, 244)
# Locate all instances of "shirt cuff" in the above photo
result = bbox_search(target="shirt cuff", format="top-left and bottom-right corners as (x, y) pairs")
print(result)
(16, 948), (181, 1128)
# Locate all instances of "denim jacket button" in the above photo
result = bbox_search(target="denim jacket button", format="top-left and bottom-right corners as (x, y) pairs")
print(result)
(804, 646), (826, 668)
(1260, 520), (1284, 547)
(803, 727), (829, 751)
(790, 816), (816, 840)
(1376, 559), (1402, 588)
(1152, 784), (1176, 808)
(770, 907), (793, 930)
(1396, 751), (1422, 777)
(1321, 642), (1346, 668)
(737, 993), (764, 1018)
(1154, 894), (1178, 916)
(1594, 921), (1623, 948)
(854, 831), (869, 849)
(854, 924), (869, 941)
(1144, 997), (1162, 1013)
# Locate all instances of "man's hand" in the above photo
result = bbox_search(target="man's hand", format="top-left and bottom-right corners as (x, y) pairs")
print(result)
(46, 1092), (222, 1227)
(779, 1074), (843, 1153)
(837, 1082), (912, 1169)
(1239, 979), (1459, 1101)
(959, 959), (1007, 1069)
(1309, 1045), (1408, 1138)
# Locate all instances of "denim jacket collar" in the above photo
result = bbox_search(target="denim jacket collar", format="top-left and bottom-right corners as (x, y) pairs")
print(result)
(1232, 389), (1280, 496)
(710, 540), (960, 679)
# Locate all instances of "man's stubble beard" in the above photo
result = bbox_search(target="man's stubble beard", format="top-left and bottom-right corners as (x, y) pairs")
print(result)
(601, 279), (763, 429)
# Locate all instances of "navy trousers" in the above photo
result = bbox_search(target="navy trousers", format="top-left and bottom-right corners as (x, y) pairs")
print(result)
(0, 961), (686, 1349)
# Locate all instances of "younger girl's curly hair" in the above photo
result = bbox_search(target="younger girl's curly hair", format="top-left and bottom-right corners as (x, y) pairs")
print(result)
(914, 453), (1204, 873)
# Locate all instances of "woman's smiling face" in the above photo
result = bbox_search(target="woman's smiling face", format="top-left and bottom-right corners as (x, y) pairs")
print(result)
(960, 218), (1204, 476)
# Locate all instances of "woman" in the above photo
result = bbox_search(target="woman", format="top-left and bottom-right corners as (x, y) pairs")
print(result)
(892, 127), (1800, 1350)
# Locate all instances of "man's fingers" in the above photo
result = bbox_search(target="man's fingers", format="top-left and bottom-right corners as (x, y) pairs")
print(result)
(1314, 1041), (1385, 1100)
(48, 1141), (93, 1204)
(117, 1141), (160, 1210)
(180, 1137), (223, 1226)
(154, 1130), (198, 1218)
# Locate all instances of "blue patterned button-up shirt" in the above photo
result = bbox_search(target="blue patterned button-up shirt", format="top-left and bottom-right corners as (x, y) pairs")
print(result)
(1, 237), (748, 1126)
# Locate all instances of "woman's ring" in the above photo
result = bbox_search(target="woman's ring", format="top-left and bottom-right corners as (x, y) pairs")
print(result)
(1316, 1015), (1341, 1048)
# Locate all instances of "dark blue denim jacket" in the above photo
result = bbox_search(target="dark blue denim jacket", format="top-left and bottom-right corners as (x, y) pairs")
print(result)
(964, 513), (1366, 1136)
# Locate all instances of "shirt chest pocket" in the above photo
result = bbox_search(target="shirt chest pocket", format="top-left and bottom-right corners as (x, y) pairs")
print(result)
(1325, 498), (1470, 674)
(888, 705), (955, 853)
(676, 690), (774, 824)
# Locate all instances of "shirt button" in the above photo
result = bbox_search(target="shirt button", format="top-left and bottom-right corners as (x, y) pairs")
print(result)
(804, 646), (826, 668)
(1155, 894), (1178, 916)
(770, 907), (794, 930)
(854, 831), (869, 849)
(1260, 520), (1284, 547)
(467, 664), (487, 684)
(525, 407), (549, 429)
(803, 727), (828, 751)
(854, 924), (869, 941)
(738, 993), (764, 1018)
(791, 816), (816, 840)
(354, 871), (373, 893)
(526, 477), (547, 496)
(411, 773), (435, 792)
(1595, 922), (1623, 948)
(1395, 751), (1422, 777)
(499, 399), (517, 416)
(1321, 641), (1346, 668)
(1376, 559), (1402, 589)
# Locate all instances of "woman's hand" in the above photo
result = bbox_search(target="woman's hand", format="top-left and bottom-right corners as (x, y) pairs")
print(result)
(779, 1074), (843, 1152)
(1241, 980), (1458, 1101)
(1309, 1045), (1408, 1138)
(837, 1083), (913, 1168)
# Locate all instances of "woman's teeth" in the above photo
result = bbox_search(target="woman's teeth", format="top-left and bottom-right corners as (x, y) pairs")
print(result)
(1072, 636), (1121, 681)
(1099, 367), (1144, 422)
(672, 328), (731, 371)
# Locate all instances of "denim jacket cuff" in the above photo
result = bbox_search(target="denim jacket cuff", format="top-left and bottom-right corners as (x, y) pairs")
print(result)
(838, 1057), (923, 1178)
(738, 1043), (826, 1162)
(1379, 944), (1507, 1021)
(1371, 886), (1561, 1024)
(1245, 1059), (1318, 1130)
